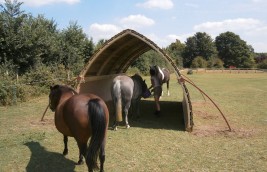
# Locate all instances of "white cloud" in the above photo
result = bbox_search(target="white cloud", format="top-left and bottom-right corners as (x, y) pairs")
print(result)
(193, 18), (267, 52)
(87, 15), (154, 43)
(136, 0), (174, 10)
(144, 33), (167, 48)
(167, 33), (194, 43)
(88, 23), (122, 42)
(247, 26), (267, 37)
(87, 18), (267, 52)
(143, 33), (194, 48)
(252, 0), (264, 2)
(119, 14), (155, 29)
(251, 42), (267, 52)
(21, 0), (80, 7)
(185, 3), (199, 8)
(194, 18), (261, 34)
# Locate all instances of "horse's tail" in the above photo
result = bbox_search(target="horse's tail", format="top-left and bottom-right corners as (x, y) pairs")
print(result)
(113, 80), (123, 122)
(87, 98), (107, 171)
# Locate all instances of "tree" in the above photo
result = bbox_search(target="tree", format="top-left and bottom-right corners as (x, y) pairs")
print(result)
(130, 50), (169, 75)
(191, 56), (207, 68)
(182, 32), (217, 67)
(59, 21), (94, 75)
(207, 57), (224, 68)
(215, 31), (255, 68)
(20, 15), (60, 67)
(0, 0), (28, 72)
(0, 1), (60, 73)
(94, 39), (106, 52)
(83, 37), (94, 63)
(257, 59), (267, 69)
(165, 39), (185, 68)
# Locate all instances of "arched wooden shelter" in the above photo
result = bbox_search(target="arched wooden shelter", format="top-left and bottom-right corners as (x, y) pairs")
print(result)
(76, 29), (193, 131)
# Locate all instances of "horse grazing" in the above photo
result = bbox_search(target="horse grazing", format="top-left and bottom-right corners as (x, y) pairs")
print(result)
(111, 74), (150, 130)
(49, 85), (109, 172)
(150, 65), (171, 96)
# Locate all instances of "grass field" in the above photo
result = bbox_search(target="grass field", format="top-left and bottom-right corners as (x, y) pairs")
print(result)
(0, 72), (266, 172)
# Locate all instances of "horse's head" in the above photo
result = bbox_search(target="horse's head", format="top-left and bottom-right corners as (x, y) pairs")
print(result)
(49, 85), (77, 112)
(132, 74), (150, 98)
(150, 65), (164, 84)
(149, 65), (157, 76)
(49, 85), (61, 112)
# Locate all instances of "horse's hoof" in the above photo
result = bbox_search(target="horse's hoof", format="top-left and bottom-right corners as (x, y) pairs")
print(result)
(63, 149), (68, 156)
(77, 160), (84, 165)
(126, 125), (130, 129)
(77, 159), (84, 165)
(113, 126), (117, 131)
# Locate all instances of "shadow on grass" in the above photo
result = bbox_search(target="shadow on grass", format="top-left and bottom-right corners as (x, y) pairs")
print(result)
(24, 141), (76, 172)
(107, 99), (185, 131)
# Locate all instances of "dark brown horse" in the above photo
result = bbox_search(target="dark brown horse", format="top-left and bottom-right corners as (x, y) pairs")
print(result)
(49, 85), (109, 172)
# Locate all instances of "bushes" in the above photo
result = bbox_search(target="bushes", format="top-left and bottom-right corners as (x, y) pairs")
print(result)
(126, 67), (141, 75)
(0, 78), (20, 106)
(191, 56), (207, 68)
(257, 59), (267, 69)
(0, 63), (74, 106)
(191, 56), (224, 69)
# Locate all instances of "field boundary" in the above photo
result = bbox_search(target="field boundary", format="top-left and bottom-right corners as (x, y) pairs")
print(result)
(182, 68), (267, 73)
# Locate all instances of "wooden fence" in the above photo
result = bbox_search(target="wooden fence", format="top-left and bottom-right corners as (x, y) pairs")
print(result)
(182, 68), (267, 74)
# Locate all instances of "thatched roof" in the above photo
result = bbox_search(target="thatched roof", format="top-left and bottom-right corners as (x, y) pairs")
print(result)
(79, 29), (178, 77)
(77, 29), (193, 132)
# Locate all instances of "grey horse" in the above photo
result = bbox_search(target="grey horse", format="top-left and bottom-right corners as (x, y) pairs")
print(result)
(111, 74), (150, 130)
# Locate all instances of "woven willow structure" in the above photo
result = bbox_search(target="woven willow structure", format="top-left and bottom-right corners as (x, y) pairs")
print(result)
(77, 29), (193, 131)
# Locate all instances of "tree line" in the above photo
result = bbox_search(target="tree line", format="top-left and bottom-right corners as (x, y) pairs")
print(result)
(0, 0), (267, 105)
(1, 0), (267, 76)
(133, 32), (267, 74)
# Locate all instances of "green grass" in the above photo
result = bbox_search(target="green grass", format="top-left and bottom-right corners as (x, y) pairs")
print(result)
(0, 73), (267, 171)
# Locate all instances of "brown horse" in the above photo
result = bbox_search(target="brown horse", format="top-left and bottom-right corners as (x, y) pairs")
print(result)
(49, 85), (109, 172)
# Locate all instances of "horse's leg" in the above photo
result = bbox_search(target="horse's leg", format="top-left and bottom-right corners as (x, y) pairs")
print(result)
(130, 100), (135, 119)
(99, 141), (106, 172)
(129, 101), (134, 119)
(167, 80), (170, 96)
(63, 135), (68, 155)
(161, 85), (164, 97)
(112, 120), (118, 131)
(136, 99), (140, 119)
(77, 142), (86, 165)
(112, 102), (118, 131)
(124, 102), (131, 129)
(112, 95), (120, 131)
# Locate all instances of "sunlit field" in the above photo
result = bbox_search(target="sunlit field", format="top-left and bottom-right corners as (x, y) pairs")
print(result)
(0, 72), (266, 172)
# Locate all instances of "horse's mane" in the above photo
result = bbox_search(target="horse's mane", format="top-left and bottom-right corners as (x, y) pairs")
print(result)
(150, 65), (165, 84)
(150, 65), (160, 74)
(131, 73), (142, 81)
(53, 85), (78, 95)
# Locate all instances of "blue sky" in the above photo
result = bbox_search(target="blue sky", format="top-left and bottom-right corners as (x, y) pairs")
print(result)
(3, 0), (267, 52)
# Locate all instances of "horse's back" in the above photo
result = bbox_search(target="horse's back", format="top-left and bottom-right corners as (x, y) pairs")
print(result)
(162, 68), (170, 76)
(113, 75), (134, 87)
(162, 68), (170, 82)
(112, 75), (134, 98)
(62, 94), (108, 142)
